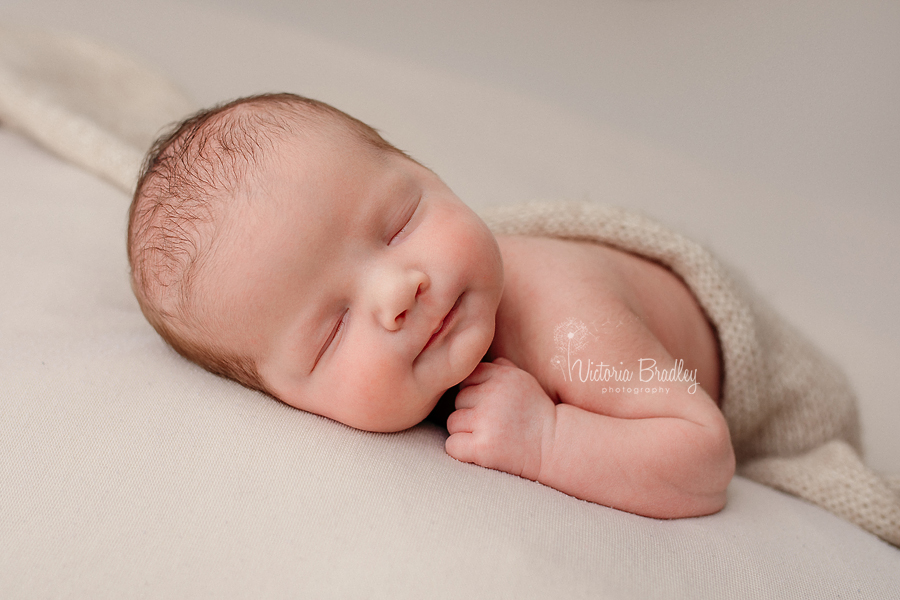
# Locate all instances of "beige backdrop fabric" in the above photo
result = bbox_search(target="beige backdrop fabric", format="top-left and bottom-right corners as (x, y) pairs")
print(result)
(2, 3), (899, 598)
(2, 128), (899, 597)
(5, 26), (896, 545)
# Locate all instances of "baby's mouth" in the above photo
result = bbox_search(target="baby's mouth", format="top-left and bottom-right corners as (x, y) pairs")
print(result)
(421, 294), (462, 354)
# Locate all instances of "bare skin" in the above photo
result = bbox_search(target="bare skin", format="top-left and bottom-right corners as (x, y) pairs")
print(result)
(446, 235), (735, 519)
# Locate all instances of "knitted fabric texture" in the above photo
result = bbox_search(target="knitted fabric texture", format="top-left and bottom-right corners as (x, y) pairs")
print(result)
(0, 26), (194, 191)
(480, 201), (900, 547)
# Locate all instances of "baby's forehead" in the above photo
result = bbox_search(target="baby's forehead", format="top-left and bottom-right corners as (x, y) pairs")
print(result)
(226, 138), (399, 243)
(179, 101), (346, 190)
(208, 111), (414, 257)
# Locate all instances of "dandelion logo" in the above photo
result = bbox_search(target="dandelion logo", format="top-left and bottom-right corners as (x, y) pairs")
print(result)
(552, 318), (590, 381)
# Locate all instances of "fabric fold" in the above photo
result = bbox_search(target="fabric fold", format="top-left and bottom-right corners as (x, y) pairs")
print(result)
(0, 25), (194, 192)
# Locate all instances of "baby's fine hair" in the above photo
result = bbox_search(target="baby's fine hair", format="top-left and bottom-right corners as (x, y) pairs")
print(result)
(127, 92), (407, 393)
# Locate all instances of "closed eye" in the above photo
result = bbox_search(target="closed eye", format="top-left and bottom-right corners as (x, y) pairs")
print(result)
(389, 198), (421, 245)
(313, 309), (347, 370)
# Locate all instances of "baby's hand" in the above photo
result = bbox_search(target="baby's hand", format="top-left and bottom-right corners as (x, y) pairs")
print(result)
(445, 357), (556, 482)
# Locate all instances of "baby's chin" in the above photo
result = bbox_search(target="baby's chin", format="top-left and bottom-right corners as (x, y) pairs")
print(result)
(424, 385), (459, 429)
(386, 352), (494, 431)
(358, 375), (467, 433)
(411, 326), (493, 430)
(354, 406), (435, 434)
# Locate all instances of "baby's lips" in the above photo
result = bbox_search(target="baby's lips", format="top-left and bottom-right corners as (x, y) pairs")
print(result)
(420, 293), (463, 354)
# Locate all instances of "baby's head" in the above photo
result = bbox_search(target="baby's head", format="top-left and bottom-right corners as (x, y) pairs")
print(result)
(128, 93), (503, 432)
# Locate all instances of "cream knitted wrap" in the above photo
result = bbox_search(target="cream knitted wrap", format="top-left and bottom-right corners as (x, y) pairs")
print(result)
(481, 201), (900, 547)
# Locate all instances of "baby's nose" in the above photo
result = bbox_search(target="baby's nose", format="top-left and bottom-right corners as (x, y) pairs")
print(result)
(373, 268), (429, 331)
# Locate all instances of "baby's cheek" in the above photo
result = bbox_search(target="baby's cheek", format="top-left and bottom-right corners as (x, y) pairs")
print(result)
(341, 355), (423, 430)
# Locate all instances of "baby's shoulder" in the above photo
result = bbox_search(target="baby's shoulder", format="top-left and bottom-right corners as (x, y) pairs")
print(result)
(493, 234), (642, 320)
(488, 234), (720, 407)
(489, 235), (643, 392)
(493, 235), (633, 311)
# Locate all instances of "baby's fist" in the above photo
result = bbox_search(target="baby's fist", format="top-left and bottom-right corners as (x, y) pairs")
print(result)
(445, 358), (556, 482)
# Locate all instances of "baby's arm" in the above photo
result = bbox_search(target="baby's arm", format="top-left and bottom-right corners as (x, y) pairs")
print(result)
(446, 357), (734, 519)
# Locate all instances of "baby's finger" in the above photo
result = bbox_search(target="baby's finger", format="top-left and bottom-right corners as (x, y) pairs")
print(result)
(459, 362), (495, 389)
(493, 356), (517, 368)
(445, 432), (477, 464)
(446, 408), (474, 434)
(454, 387), (479, 410)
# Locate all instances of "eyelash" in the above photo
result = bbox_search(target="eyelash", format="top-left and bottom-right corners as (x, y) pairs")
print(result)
(390, 222), (410, 244)
(314, 310), (347, 369)
(389, 200), (420, 244)
(327, 311), (347, 348)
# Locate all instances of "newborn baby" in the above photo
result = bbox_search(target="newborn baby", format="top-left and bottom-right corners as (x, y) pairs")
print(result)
(128, 93), (735, 520)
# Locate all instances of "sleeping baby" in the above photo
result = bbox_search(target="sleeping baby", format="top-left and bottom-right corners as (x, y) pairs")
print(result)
(128, 93), (898, 539)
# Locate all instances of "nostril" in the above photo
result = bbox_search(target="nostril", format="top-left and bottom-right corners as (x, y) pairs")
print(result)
(415, 283), (424, 298)
(396, 310), (407, 324)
